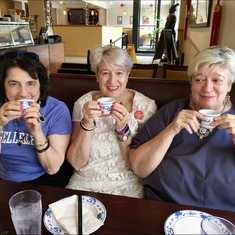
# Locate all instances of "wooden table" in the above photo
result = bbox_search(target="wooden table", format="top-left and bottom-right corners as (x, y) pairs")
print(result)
(1, 180), (235, 234)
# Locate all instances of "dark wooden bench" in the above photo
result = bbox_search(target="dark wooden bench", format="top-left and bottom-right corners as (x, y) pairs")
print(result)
(57, 68), (95, 75)
(61, 62), (89, 69)
(49, 73), (235, 115)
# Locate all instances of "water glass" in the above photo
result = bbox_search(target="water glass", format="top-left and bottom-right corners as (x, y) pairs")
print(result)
(9, 190), (42, 235)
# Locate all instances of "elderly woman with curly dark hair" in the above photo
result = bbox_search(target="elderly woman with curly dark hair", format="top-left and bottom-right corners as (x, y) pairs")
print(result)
(0, 50), (73, 186)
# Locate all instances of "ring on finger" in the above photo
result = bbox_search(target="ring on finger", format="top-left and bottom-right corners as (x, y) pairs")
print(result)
(4, 111), (8, 117)
(37, 114), (45, 123)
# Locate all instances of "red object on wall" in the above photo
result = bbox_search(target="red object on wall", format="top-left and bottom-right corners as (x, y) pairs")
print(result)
(184, 0), (191, 40)
(210, 0), (222, 46)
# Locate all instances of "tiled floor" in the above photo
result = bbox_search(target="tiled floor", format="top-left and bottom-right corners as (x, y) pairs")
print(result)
(65, 55), (154, 64)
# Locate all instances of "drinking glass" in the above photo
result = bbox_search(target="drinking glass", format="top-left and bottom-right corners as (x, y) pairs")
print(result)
(9, 190), (42, 235)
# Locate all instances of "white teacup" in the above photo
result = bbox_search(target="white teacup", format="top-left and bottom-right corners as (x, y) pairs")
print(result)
(201, 216), (235, 234)
(97, 97), (115, 114)
(199, 109), (221, 129)
(20, 99), (34, 110)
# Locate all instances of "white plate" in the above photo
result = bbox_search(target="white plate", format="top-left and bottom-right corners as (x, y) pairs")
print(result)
(43, 195), (107, 235)
(164, 210), (212, 235)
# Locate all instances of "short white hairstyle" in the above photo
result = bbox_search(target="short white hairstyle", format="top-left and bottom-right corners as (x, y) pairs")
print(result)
(188, 46), (235, 85)
(89, 45), (133, 74)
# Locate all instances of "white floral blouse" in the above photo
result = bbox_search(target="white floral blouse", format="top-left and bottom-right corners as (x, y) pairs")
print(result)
(66, 89), (157, 198)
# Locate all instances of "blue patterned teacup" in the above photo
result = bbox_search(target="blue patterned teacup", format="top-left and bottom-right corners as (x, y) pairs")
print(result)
(199, 109), (221, 129)
(97, 97), (115, 114)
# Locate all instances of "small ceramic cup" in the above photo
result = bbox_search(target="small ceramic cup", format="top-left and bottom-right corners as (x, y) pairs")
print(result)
(201, 216), (235, 234)
(199, 109), (221, 129)
(20, 99), (34, 110)
(97, 97), (115, 114)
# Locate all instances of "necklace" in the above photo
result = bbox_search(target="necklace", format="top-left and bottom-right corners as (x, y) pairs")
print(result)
(14, 120), (28, 146)
(192, 99), (229, 139)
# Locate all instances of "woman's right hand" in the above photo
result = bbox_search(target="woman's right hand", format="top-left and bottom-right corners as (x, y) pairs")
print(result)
(0, 101), (22, 126)
(81, 101), (102, 125)
(168, 109), (204, 135)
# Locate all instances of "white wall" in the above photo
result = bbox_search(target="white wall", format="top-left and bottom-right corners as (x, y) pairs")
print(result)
(107, 4), (133, 27)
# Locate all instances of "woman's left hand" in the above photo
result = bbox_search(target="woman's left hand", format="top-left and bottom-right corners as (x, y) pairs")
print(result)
(111, 102), (129, 131)
(21, 102), (43, 135)
(213, 114), (235, 141)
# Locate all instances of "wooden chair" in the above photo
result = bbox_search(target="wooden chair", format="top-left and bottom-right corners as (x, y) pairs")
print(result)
(130, 63), (158, 78)
(163, 64), (188, 80)
(61, 63), (89, 70)
(60, 50), (91, 71)
(57, 68), (95, 75)
(166, 70), (189, 80)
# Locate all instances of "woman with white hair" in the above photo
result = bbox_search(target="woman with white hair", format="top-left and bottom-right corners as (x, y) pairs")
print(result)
(129, 46), (235, 211)
(66, 45), (157, 198)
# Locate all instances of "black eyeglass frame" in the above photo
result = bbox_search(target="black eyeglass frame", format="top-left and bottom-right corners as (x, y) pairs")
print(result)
(2, 51), (39, 61)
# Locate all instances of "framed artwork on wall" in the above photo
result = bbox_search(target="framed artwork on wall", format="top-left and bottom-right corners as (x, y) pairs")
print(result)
(117, 16), (122, 24)
(189, 0), (213, 27)
(142, 16), (150, 24)
(142, 16), (146, 24)
(68, 9), (85, 24)
(29, 15), (36, 32)
(24, 3), (29, 17)
(130, 16), (133, 24)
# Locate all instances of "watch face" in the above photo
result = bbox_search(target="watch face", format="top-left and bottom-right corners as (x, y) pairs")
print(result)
(117, 130), (131, 142)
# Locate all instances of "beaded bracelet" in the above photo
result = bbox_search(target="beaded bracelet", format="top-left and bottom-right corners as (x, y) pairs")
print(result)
(35, 138), (50, 153)
(80, 119), (96, 131)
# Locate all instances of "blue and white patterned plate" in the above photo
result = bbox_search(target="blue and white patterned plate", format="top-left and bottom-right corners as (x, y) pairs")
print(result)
(164, 210), (212, 235)
(43, 195), (107, 235)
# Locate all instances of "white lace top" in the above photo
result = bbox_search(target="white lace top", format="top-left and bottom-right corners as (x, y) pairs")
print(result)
(66, 89), (157, 198)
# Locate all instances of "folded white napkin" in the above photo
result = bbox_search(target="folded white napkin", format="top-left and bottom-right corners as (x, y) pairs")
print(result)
(49, 195), (104, 234)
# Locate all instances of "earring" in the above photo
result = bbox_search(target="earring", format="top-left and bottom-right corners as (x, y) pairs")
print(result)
(190, 94), (193, 102)
(224, 93), (230, 106)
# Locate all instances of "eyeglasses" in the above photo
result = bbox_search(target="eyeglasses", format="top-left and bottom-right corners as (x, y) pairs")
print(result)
(2, 51), (39, 61)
